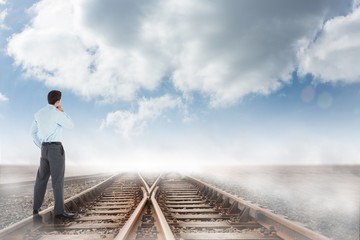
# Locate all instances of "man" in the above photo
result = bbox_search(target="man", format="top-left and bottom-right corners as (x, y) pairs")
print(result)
(30, 90), (75, 219)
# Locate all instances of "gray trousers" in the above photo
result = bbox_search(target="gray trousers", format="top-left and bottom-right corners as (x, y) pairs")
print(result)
(33, 144), (65, 215)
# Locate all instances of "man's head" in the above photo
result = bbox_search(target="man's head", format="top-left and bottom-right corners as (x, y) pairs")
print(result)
(48, 90), (62, 106)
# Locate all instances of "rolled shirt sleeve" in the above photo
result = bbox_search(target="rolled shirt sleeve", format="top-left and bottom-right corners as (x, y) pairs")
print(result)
(57, 111), (74, 129)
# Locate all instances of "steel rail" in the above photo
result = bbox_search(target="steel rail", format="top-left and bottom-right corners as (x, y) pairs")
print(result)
(0, 173), (111, 193)
(137, 173), (162, 196)
(138, 172), (151, 194)
(148, 174), (162, 195)
(151, 186), (176, 240)
(64, 174), (118, 209)
(0, 213), (41, 239)
(114, 187), (148, 240)
(117, 174), (175, 239)
(188, 176), (329, 240)
(115, 173), (163, 239)
(0, 174), (118, 238)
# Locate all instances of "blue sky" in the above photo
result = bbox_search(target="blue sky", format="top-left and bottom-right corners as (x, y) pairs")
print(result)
(1, 0), (360, 169)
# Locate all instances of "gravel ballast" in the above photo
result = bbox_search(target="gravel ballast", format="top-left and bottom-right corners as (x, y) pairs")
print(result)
(196, 165), (360, 240)
(0, 177), (107, 230)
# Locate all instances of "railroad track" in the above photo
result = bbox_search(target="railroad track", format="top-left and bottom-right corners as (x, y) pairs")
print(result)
(0, 173), (111, 193)
(0, 173), (329, 240)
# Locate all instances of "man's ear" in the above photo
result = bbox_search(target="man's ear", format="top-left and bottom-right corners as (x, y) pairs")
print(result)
(54, 100), (61, 107)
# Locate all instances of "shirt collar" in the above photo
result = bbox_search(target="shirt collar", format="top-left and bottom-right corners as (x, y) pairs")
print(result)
(47, 104), (57, 109)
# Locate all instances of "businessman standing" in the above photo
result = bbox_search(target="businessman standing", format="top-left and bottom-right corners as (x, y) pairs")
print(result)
(31, 90), (75, 219)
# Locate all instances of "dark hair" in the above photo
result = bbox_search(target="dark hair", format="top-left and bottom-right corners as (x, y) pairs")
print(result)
(47, 90), (62, 105)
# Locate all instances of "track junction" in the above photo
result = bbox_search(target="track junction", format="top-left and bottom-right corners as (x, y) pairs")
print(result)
(0, 173), (329, 240)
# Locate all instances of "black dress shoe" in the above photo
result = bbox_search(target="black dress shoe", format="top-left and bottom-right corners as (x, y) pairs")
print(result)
(33, 214), (43, 224)
(33, 209), (41, 215)
(55, 212), (75, 219)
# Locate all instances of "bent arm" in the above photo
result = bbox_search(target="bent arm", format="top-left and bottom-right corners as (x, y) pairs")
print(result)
(57, 112), (74, 129)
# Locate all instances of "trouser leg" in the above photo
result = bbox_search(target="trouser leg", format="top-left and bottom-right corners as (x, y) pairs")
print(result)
(33, 147), (50, 211)
(48, 145), (65, 215)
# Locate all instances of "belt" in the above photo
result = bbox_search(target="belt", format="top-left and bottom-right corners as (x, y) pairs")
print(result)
(42, 142), (62, 146)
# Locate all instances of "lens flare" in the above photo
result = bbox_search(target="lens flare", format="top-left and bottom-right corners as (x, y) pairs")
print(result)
(317, 92), (333, 109)
(301, 86), (315, 103)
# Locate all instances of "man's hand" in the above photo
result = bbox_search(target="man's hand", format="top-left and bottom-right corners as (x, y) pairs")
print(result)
(56, 105), (64, 112)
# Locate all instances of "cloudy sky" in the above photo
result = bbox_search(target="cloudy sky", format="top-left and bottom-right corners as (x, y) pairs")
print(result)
(1, 0), (360, 170)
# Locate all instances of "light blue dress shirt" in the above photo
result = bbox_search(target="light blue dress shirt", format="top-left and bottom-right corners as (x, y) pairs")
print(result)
(31, 104), (74, 148)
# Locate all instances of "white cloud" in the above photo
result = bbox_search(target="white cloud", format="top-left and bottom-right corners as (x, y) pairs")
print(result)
(0, 0), (6, 5)
(0, 8), (8, 30)
(7, 0), (351, 107)
(354, 0), (360, 8)
(101, 94), (181, 137)
(298, 5), (360, 83)
(7, 0), (167, 102)
(0, 92), (8, 102)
